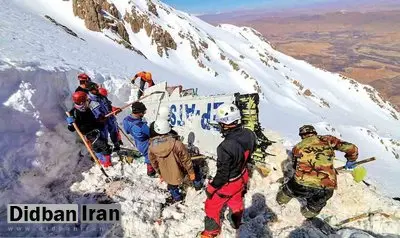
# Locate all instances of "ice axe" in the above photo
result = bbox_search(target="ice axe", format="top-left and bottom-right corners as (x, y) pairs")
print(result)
(65, 111), (111, 182)
(336, 157), (376, 183)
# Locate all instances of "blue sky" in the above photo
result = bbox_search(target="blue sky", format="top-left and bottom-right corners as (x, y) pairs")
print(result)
(163, 0), (338, 14)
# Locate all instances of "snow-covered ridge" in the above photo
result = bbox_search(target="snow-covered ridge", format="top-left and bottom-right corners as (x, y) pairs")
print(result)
(1, 0), (400, 236)
(2, 0), (399, 194)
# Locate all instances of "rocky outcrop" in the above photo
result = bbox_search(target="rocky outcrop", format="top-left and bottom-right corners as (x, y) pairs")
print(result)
(125, 9), (176, 57)
(72, 0), (130, 43)
(147, 0), (158, 17)
(44, 15), (84, 41)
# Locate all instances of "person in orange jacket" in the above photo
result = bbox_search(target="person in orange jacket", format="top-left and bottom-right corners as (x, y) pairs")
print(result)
(131, 71), (154, 99)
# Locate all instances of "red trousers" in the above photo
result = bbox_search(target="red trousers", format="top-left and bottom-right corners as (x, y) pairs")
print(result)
(202, 170), (249, 236)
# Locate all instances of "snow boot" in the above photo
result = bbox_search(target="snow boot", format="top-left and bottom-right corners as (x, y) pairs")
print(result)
(147, 164), (156, 177)
(199, 230), (219, 238)
(228, 210), (243, 229)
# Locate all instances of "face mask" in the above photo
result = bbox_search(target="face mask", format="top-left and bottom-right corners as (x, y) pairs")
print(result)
(74, 101), (88, 112)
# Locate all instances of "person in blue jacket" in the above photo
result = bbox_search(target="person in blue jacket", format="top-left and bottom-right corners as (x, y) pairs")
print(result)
(123, 101), (156, 177)
(87, 82), (122, 152)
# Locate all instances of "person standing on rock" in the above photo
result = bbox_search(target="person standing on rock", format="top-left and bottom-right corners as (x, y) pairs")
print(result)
(131, 71), (154, 99)
(276, 125), (359, 218)
(200, 103), (257, 238)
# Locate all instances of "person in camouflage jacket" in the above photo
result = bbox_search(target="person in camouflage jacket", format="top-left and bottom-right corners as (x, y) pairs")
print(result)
(276, 125), (358, 218)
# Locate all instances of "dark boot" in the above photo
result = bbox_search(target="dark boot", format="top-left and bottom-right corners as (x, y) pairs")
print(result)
(229, 210), (243, 229)
(167, 185), (182, 202)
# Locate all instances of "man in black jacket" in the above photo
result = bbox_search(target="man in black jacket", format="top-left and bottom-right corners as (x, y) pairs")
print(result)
(66, 91), (112, 167)
(200, 103), (256, 238)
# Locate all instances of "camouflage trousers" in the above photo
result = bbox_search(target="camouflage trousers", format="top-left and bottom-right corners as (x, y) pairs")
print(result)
(276, 178), (334, 218)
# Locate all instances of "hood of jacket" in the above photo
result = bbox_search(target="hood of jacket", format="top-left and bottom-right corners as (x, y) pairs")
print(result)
(150, 135), (176, 158)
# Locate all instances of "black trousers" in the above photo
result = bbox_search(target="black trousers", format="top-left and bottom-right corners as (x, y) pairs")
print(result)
(137, 79), (145, 99)
(283, 178), (334, 213)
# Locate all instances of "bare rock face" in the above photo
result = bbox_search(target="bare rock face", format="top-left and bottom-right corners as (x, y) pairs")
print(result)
(147, 0), (159, 17)
(125, 9), (176, 57)
(73, 0), (101, 31)
(73, 0), (130, 43)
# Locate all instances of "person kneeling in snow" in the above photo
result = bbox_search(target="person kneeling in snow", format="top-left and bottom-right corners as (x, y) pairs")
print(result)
(148, 120), (201, 203)
(201, 104), (256, 238)
(66, 91), (112, 167)
(122, 102), (156, 177)
(276, 125), (358, 218)
(87, 82), (122, 152)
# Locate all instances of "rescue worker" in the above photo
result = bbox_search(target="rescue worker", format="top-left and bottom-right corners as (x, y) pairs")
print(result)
(148, 120), (202, 202)
(201, 103), (257, 238)
(131, 71), (154, 99)
(98, 86), (123, 146)
(66, 91), (112, 167)
(75, 73), (92, 93)
(122, 101), (156, 177)
(276, 125), (359, 218)
(86, 82), (122, 152)
(149, 106), (178, 138)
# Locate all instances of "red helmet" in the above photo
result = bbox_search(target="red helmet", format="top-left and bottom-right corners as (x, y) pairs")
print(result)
(78, 73), (90, 81)
(98, 87), (108, 97)
(72, 91), (88, 104)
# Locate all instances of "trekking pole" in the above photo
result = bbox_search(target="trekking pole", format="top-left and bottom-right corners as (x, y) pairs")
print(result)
(105, 90), (165, 118)
(335, 157), (376, 170)
(65, 112), (110, 180)
(118, 125), (136, 148)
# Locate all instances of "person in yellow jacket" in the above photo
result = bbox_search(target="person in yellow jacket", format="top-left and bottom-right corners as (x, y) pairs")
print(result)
(148, 120), (202, 202)
(131, 71), (154, 99)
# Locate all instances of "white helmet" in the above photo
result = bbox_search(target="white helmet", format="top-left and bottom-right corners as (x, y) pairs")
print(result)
(215, 103), (241, 124)
(157, 106), (171, 120)
(154, 120), (171, 135)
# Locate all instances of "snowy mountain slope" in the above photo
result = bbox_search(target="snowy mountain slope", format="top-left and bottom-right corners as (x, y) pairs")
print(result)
(69, 131), (400, 237)
(0, 0), (400, 237)
(4, 0), (399, 196)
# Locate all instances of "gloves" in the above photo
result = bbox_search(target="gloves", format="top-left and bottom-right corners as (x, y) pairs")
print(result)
(205, 183), (217, 199)
(131, 79), (136, 84)
(112, 106), (122, 115)
(344, 160), (357, 170)
(189, 173), (196, 181)
(66, 116), (74, 125)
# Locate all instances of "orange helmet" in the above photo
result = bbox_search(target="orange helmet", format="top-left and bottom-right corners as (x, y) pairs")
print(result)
(98, 87), (108, 97)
